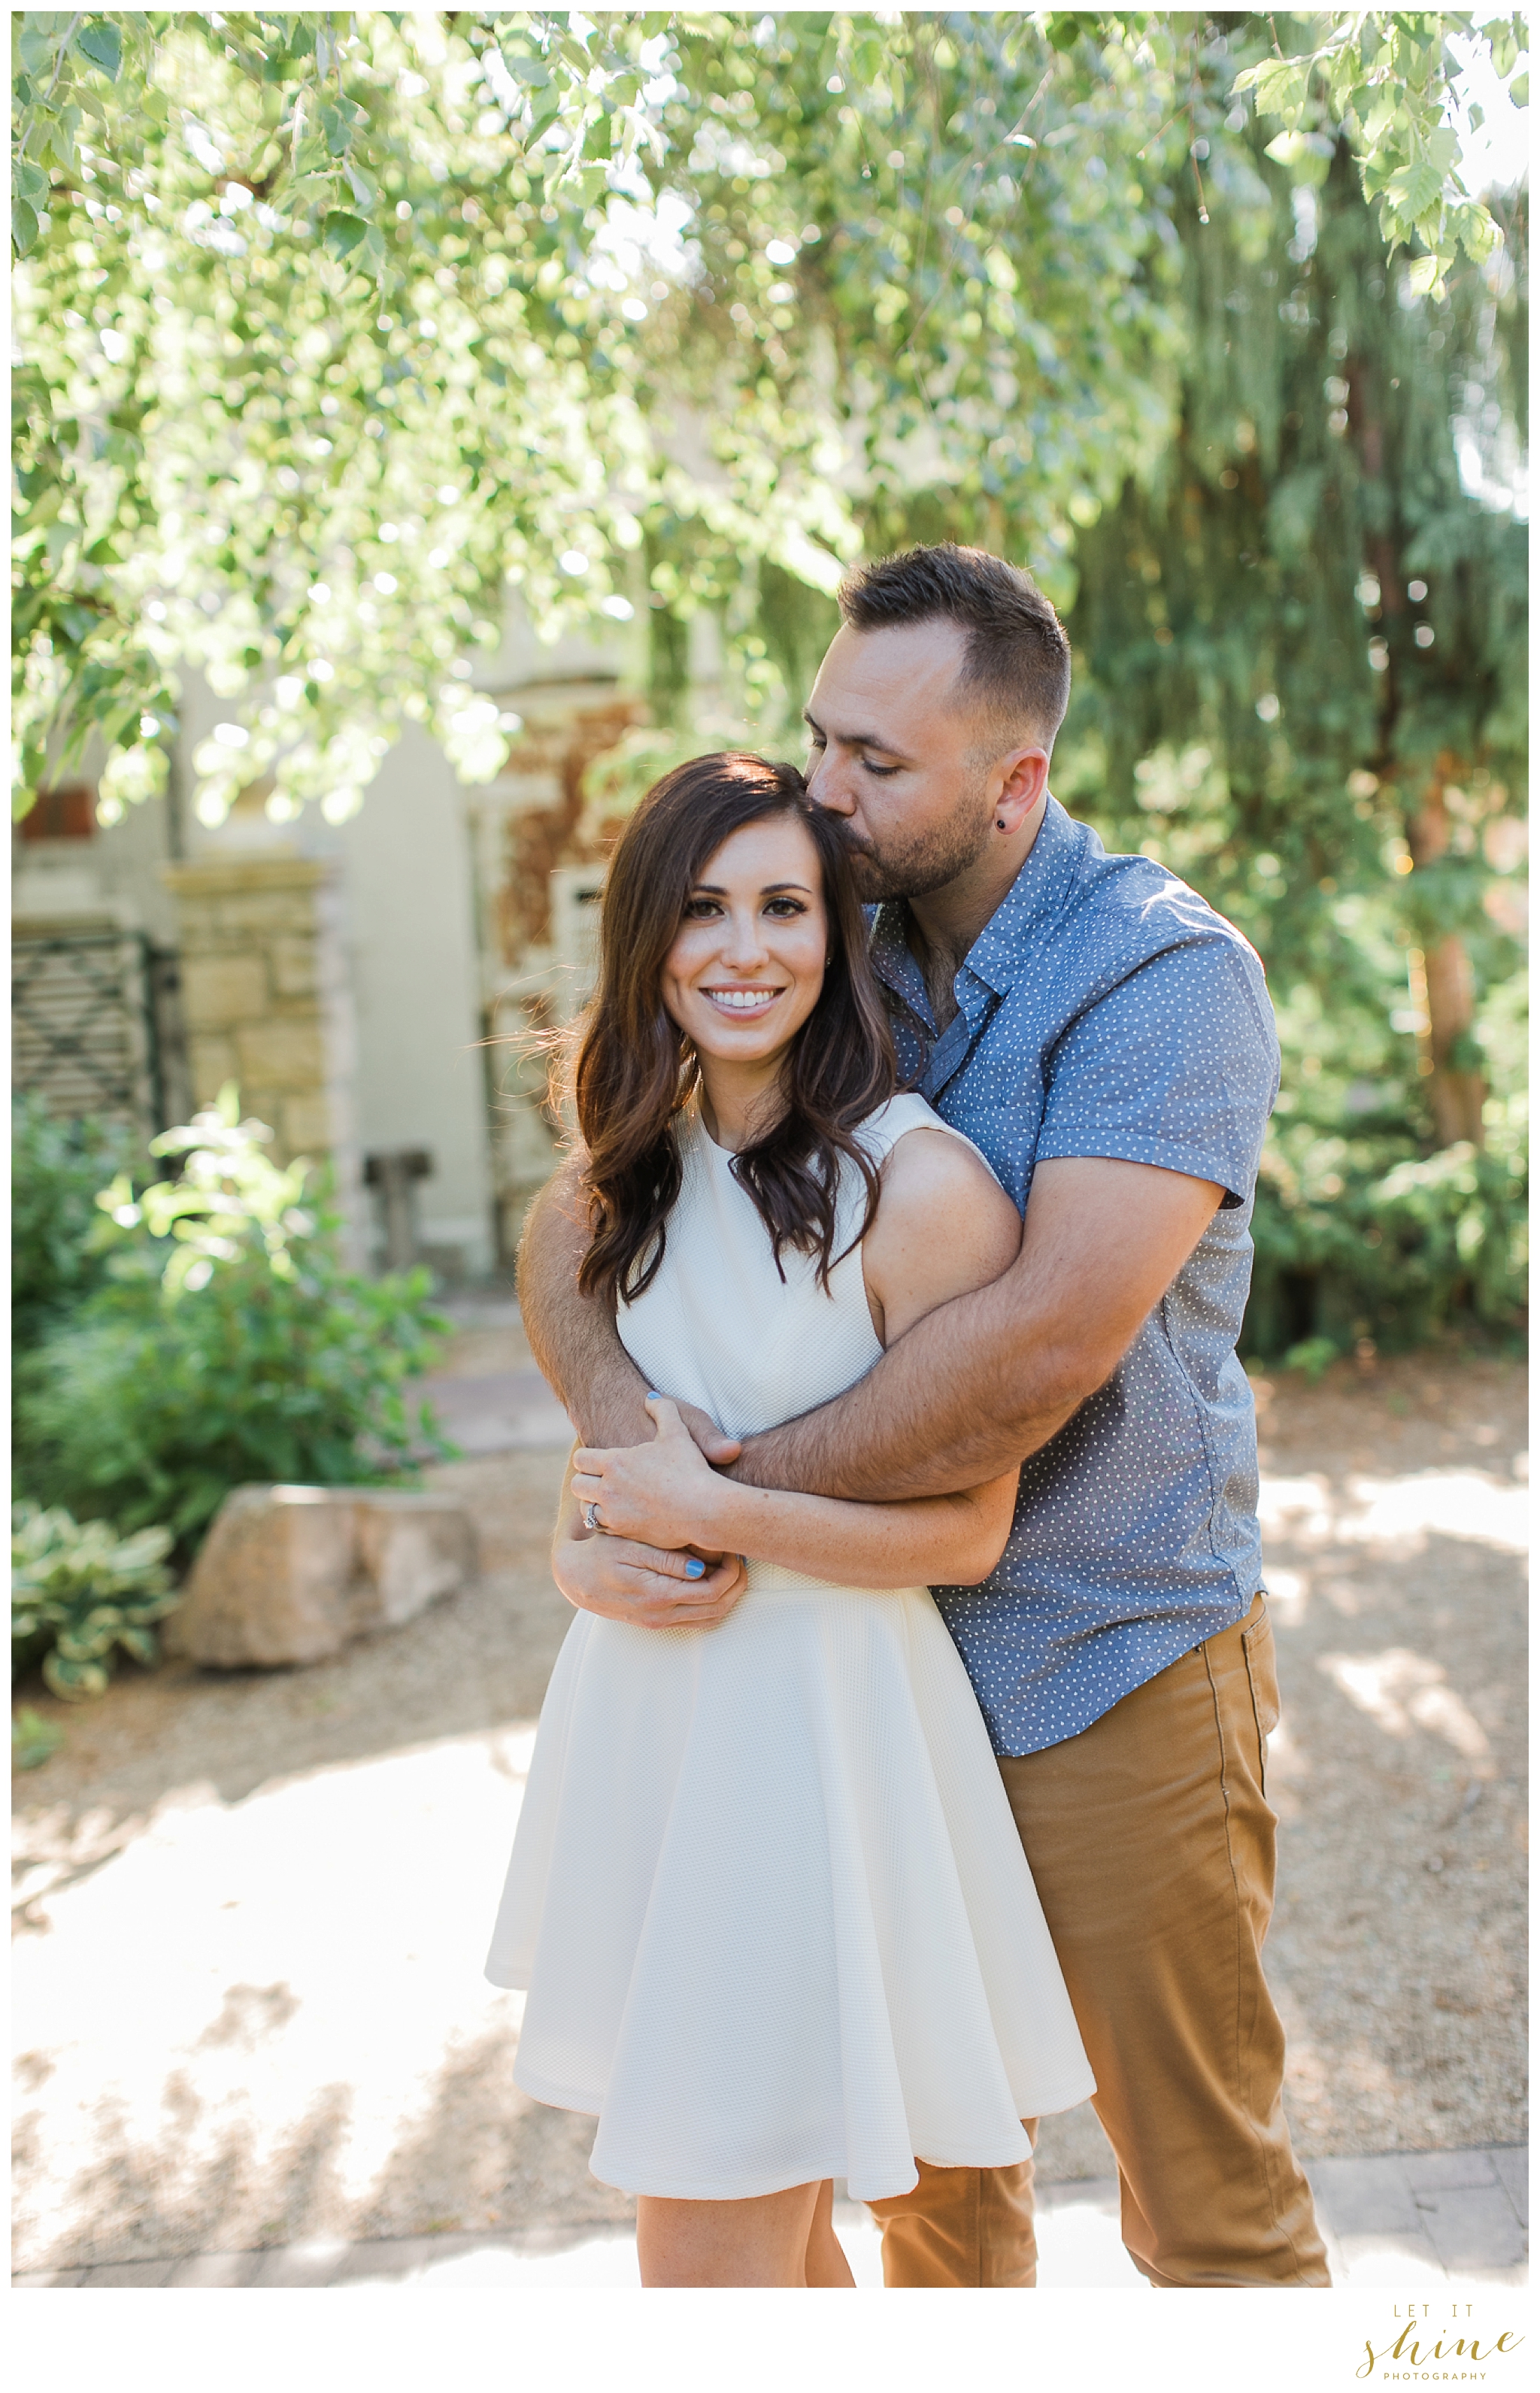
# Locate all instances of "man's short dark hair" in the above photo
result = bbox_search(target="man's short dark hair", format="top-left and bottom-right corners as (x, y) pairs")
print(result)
(836, 541), (1072, 747)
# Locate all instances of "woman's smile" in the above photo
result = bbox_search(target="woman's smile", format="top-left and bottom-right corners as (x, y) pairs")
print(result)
(701, 984), (786, 1017)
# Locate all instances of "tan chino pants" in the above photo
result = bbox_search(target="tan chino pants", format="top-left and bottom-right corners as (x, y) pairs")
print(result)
(867, 1594), (1330, 2288)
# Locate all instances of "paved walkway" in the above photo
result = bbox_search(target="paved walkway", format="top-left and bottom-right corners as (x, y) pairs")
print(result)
(15, 2146), (1526, 2288)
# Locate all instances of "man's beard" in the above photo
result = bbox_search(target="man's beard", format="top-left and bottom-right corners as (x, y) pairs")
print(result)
(832, 791), (995, 902)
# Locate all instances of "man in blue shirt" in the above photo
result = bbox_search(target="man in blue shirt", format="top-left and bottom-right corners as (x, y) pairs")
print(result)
(520, 544), (1329, 2288)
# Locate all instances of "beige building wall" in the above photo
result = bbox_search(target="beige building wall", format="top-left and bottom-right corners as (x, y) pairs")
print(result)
(168, 669), (505, 1282)
(333, 723), (497, 1279)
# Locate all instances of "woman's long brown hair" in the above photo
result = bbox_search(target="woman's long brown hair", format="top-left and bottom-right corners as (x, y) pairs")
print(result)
(573, 752), (898, 1304)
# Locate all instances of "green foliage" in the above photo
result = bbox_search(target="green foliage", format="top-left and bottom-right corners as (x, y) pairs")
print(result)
(14, 1092), (454, 1548)
(11, 1095), (141, 1352)
(92, 1078), (314, 1294)
(1233, 11), (1526, 292)
(13, 1706), (67, 1770)
(1250, 1127), (1528, 1360)
(9, 13), (1526, 1367)
(1057, 126), (1526, 1357)
(581, 721), (722, 816)
(11, 12), (1513, 828)
(11, 1500), (179, 1700)
(1279, 1336), (1342, 1384)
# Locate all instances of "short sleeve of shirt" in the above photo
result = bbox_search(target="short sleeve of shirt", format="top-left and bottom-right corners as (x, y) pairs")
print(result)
(1034, 937), (1279, 1207)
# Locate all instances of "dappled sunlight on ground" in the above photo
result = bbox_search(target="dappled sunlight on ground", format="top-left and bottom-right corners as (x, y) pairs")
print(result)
(12, 1727), (569, 2269)
(11, 1351), (1526, 2273)
(1247, 1355), (1526, 2169)
(1257, 1468), (1528, 1567)
(1317, 1650), (1496, 1776)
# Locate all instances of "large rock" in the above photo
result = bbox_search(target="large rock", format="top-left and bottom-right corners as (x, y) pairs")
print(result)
(174, 1485), (477, 1668)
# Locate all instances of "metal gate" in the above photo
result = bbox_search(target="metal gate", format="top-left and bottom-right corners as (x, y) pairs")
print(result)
(11, 924), (186, 1139)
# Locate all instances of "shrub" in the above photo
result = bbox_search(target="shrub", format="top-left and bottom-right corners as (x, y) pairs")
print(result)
(11, 1501), (180, 1700)
(14, 1087), (454, 1551)
(1245, 1112), (1528, 1364)
(11, 1096), (141, 1353)
(13, 1707), (66, 1770)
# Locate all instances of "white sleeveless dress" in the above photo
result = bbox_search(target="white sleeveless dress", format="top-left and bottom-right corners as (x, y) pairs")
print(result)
(484, 1093), (1093, 2201)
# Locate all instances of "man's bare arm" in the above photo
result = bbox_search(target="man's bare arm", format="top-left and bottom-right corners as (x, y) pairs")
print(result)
(515, 1151), (656, 1446)
(730, 1156), (1225, 1500)
(517, 1150), (741, 1463)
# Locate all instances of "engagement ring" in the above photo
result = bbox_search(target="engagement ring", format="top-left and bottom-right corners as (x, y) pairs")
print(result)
(583, 1500), (603, 1533)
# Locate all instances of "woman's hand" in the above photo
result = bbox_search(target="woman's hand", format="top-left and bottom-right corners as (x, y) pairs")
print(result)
(573, 1394), (738, 1554)
(553, 1521), (748, 1630)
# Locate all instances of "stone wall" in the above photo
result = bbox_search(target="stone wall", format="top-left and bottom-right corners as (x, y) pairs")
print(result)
(163, 854), (362, 1253)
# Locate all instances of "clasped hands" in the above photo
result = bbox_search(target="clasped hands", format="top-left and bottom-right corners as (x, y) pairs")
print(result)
(558, 1394), (749, 1630)
(575, 1392), (740, 1548)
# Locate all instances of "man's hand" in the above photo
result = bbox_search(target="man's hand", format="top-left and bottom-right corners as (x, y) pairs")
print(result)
(553, 1521), (748, 1630)
(674, 1400), (742, 1469)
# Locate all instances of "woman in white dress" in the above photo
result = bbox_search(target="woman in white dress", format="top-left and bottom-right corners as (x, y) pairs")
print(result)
(486, 753), (1092, 2286)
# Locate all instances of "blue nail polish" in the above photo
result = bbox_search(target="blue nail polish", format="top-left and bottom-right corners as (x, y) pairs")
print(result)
(647, 1391), (662, 1401)
(684, 1557), (706, 1579)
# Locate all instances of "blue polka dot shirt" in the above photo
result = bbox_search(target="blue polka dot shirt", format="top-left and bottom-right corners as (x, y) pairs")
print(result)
(869, 796), (1281, 1758)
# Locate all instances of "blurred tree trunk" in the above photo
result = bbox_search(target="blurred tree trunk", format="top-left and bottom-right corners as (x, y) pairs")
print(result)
(1406, 766), (1487, 1148)
(1349, 361), (1487, 1154)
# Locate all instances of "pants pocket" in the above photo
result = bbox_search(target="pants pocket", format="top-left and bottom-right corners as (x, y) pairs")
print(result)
(1241, 1597), (1281, 1788)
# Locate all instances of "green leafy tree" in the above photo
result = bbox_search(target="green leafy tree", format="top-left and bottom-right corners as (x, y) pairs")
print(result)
(1235, 8), (1526, 293)
(1058, 132), (1526, 1357)
(12, 11), (1523, 825)
(11, 12), (1526, 1358)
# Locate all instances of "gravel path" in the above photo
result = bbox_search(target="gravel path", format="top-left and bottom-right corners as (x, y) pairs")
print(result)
(1250, 1357), (1526, 2157)
(11, 1346), (1526, 2270)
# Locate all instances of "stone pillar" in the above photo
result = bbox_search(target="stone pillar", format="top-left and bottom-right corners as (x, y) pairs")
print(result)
(162, 855), (363, 1260)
